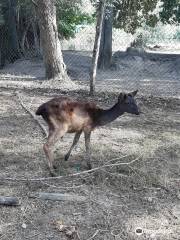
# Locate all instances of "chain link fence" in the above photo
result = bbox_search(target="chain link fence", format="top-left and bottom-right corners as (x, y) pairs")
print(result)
(0, 1), (180, 98)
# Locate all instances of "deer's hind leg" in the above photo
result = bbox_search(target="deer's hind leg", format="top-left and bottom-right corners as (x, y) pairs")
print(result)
(43, 122), (67, 176)
(64, 131), (82, 161)
(84, 131), (92, 170)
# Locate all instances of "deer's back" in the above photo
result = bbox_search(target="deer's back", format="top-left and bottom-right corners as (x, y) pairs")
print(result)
(36, 97), (100, 132)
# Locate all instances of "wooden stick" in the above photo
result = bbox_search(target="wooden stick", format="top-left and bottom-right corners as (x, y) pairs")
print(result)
(30, 192), (86, 202)
(87, 230), (100, 240)
(0, 156), (141, 182)
(0, 196), (20, 206)
(16, 92), (48, 138)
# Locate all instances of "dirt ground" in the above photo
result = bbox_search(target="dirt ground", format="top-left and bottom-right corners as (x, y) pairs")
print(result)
(0, 50), (180, 239)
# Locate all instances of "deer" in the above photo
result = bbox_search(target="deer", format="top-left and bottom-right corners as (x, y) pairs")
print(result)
(36, 90), (140, 176)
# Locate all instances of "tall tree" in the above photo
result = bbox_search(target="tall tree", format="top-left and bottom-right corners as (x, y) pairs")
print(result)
(1, 0), (20, 63)
(0, 2), (5, 67)
(7, 0), (20, 60)
(35, 0), (68, 80)
(98, 3), (113, 69)
(92, 0), (159, 69)
(90, 0), (106, 95)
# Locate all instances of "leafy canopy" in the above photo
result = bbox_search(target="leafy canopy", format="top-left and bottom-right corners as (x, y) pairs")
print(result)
(91, 0), (180, 34)
(56, 0), (94, 39)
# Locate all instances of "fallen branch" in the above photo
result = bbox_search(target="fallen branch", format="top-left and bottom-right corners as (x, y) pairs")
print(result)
(16, 92), (48, 138)
(0, 156), (141, 182)
(40, 181), (85, 189)
(30, 192), (86, 202)
(31, 0), (38, 7)
(0, 196), (20, 206)
(87, 229), (100, 240)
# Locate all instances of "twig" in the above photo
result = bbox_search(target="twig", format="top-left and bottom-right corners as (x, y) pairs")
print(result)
(31, 0), (38, 7)
(0, 156), (141, 182)
(40, 181), (85, 189)
(16, 92), (48, 138)
(87, 230), (100, 240)
(104, 154), (131, 164)
(101, 169), (128, 178)
(24, 233), (41, 239)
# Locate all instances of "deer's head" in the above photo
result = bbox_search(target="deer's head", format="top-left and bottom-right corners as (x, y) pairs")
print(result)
(118, 90), (140, 115)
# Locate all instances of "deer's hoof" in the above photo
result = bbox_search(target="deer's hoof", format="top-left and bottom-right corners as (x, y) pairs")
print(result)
(64, 154), (69, 161)
(53, 164), (58, 169)
(49, 169), (57, 177)
(87, 163), (92, 170)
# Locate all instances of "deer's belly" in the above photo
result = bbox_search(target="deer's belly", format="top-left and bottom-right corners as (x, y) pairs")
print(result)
(67, 114), (92, 133)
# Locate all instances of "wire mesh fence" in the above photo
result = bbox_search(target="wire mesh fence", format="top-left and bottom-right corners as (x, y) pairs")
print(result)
(0, 0), (180, 98)
(0, 2), (180, 240)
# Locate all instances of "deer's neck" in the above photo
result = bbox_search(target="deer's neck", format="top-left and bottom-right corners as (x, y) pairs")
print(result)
(96, 103), (124, 126)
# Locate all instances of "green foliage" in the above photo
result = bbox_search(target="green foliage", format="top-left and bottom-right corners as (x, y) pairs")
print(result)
(92, 0), (179, 34)
(113, 0), (159, 34)
(56, 1), (94, 39)
(160, 0), (180, 23)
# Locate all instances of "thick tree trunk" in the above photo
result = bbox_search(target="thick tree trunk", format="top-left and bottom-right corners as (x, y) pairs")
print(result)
(98, 5), (113, 70)
(35, 0), (68, 80)
(7, 0), (20, 62)
(90, 0), (106, 95)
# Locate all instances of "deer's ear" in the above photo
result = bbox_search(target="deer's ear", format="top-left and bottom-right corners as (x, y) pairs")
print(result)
(118, 93), (127, 102)
(129, 90), (138, 97)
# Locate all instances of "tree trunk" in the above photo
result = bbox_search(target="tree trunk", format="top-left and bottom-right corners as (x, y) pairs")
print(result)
(32, 21), (41, 57)
(7, 0), (20, 62)
(90, 0), (106, 95)
(0, 26), (6, 68)
(35, 0), (68, 80)
(98, 4), (113, 70)
(21, 22), (31, 55)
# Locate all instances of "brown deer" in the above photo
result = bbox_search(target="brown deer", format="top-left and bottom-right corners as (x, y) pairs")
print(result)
(36, 90), (140, 175)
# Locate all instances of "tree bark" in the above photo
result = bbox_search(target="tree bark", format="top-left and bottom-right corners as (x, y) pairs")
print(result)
(7, 0), (20, 62)
(35, 0), (68, 80)
(32, 20), (41, 57)
(98, 4), (113, 70)
(0, 26), (6, 68)
(90, 0), (106, 95)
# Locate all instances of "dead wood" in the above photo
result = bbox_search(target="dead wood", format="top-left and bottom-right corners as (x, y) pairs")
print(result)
(0, 196), (20, 206)
(30, 192), (86, 202)
(16, 92), (48, 138)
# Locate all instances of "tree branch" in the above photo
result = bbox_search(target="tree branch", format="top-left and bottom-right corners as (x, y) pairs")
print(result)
(16, 92), (48, 138)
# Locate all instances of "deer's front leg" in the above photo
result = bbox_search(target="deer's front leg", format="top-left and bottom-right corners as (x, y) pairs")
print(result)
(84, 131), (92, 170)
(65, 131), (82, 161)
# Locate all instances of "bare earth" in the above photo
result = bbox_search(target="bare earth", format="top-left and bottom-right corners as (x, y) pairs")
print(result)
(0, 50), (180, 240)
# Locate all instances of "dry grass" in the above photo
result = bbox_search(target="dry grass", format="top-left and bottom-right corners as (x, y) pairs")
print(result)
(0, 49), (180, 239)
(0, 84), (179, 240)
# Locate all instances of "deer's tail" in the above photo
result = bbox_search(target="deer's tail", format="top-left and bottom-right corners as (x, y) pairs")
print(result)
(35, 104), (49, 121)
